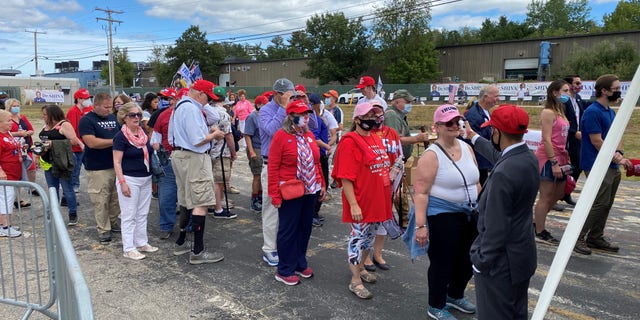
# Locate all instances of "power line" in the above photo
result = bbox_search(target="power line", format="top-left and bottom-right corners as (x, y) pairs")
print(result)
(96, 7), (123, 97)
(25, 29), (47, 75)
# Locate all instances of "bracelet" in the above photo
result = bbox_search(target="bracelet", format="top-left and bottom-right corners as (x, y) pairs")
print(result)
(119, 179), (126, 184)
(415, 224), (427, 230)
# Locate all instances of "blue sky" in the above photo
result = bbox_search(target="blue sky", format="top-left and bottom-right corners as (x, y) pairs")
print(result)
(0, 0), (619, 77)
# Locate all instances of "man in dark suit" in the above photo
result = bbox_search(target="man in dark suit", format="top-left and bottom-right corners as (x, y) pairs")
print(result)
(561, 75), (588, 206)
(466, 105), (540, 320)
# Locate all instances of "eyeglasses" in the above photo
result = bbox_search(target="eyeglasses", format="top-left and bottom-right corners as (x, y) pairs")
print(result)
(437, 118), (463, 127)
(610, 86), (621, 91)
(127, 112), (143, 118)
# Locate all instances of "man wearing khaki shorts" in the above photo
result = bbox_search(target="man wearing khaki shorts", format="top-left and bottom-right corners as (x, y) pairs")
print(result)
(168, 80), (224, 265)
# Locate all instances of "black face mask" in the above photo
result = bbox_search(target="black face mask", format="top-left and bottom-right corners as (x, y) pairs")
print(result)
(607, 91), (621, 102)
(491, 129), (502, 152)
(358, 119), (376, 131)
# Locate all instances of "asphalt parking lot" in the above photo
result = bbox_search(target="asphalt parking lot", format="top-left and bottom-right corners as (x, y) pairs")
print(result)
(3, 151), (639, 319)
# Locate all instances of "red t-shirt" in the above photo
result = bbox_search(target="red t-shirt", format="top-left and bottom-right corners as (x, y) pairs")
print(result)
(372, 125), (402, 164)
(153, 106), (173, 154)
(0, 132), (23, 180)
(332, 132), (392, 223)
(66, 104), (93, 153)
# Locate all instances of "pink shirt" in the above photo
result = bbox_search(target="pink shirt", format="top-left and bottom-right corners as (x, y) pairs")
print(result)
(234, 100), (253, 121)
(535, 114), (570, 170)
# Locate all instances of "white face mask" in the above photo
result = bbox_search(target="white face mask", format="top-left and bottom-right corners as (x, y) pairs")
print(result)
(81, 99), (92, 107)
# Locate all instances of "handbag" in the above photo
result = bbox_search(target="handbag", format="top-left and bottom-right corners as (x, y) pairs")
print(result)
(151, 150), (165, 177)
(279, 179), (305, 200)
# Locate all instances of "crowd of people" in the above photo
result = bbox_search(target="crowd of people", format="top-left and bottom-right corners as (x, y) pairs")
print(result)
(0, 72), (632, 320)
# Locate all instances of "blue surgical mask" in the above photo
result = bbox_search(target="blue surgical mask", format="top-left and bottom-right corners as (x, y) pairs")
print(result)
(559, 94), (570, 104)
(10, 106), (20, 114)
(403, 104), (412, 114)
(159, 99), (170, 110)
(324, 98), (331, 105)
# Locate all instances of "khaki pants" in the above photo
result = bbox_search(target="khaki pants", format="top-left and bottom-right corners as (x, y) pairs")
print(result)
(86, 169), (120, 235)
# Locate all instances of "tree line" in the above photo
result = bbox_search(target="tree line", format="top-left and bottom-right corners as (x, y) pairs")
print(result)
(103, 0), (640, 87)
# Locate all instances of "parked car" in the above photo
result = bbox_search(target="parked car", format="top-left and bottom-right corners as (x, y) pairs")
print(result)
(338, 89), (363, 104)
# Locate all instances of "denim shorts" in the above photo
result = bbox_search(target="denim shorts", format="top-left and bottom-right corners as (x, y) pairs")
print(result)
(540, 160), (567, 182)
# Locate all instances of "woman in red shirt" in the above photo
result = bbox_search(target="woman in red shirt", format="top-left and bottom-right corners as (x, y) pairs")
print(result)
(268, 100), (326, 286)
(0, 109), (24, 237)
(331, 102), (392, 299)
(6, 98), (35, 206)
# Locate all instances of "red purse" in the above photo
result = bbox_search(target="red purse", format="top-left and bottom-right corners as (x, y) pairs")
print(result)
(279, 179), (305, 200)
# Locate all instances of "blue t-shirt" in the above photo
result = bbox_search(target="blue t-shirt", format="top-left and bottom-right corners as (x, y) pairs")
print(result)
(311, 115), (329, 157)
(79, 112), (121, 170)
(243, 111), (262, 150)
(112, 131), (152, 177)
(580, 101), (618, 171)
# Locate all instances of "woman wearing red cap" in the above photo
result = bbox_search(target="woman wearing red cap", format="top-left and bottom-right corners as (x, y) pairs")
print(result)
(533, 79), (572, 245)
(331, 102), (392, 299)
(268, 99), (325, 286)
(414, 104), (480, 319)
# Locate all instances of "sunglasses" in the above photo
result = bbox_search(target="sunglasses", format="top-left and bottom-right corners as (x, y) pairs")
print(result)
(437, 117), (463, 127)
(127, 112), (143, 118)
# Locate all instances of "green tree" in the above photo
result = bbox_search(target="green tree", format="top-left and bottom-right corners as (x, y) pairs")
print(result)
(301, 12), (370, 85)
(432, 27), (481, 46)
(100, 46), (134, 87)
(479, 16), (535, 42)
(603, 0), (640, 32)
(373, 0), (439, 83)
(219, 42), (251, 59)
(526, 0), (597, 36)
(160, 25), (225, 85)
(561, 39), (639, 80)
(264, 36), (300, 59)
(149, 44), (172, 87)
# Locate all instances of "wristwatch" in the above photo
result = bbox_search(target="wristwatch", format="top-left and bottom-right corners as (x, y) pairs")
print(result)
(549, 159), (558, 166)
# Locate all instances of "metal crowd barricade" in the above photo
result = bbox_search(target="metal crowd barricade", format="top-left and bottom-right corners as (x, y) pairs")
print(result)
(0, 181), (94, 319)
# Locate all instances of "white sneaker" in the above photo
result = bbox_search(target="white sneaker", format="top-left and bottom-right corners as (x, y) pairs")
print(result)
(137, 244), (159, 253)
(123, 250), (146, 260)
(0, 226), (22, 238)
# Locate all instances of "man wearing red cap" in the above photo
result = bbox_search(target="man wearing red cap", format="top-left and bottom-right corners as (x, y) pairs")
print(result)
(168, 79), (225, 264)
(466, 105), (539, 320)
(67, 88), (93, 193)
(356, 76), (387, 110)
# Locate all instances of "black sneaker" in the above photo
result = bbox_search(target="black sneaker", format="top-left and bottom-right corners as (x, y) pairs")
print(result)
(563, 194), (577, 207)
(312, 217), (323, 227)
(330, 180), (338, 189)
(111, 223), (122, 233)
(574, 238), (592, 255)
(317, 214), (326, 222)
(535, 230), (560, 246)
(99, 234), (112, 244)
(68, 215), (78, 226)
(212, 208), (237, 219)
(586, 237), (619, 253)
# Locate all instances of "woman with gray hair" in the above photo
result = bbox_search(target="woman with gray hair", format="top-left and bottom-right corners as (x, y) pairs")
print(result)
(113, 102), (157, 260)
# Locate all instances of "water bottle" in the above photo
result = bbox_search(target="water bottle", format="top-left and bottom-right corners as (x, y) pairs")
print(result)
(560, 164), (573, 175)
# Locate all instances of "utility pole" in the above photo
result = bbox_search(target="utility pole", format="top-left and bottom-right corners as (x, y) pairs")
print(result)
(95, 7), (123, 97)
(25, 29), (46, 76)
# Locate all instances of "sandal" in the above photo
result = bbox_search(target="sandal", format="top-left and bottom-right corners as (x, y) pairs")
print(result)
(349, 281), (373, 299)
(359, 270), (378, 283)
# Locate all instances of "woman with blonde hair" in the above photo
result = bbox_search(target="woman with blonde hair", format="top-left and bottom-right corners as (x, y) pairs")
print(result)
(113, 102), (157, 260)
(534, 79), (571, 245)
(0, 109), (24, 237)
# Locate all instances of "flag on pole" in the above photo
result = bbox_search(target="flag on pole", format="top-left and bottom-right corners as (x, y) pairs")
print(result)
(190, 64), (203, 82)
(176, 63), (192, 87)
(377, 75), (383, 94)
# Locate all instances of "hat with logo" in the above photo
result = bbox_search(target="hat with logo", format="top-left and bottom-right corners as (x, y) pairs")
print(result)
(192, 80), (218, 101)
(308, 93), (321, 105)
(254, 95), (269, 106)
(294, 84), (306, 93)
(273, 78), (295, 93)
(158, 88), (177, 98)
(355, 76), (375, 89)
(286, 100), (312, 115)
(213, 86), (226, 100)
(353, 102), (375, 119)
(73, 88), (92, 100)
(393, 89), (414, 102)
(323, 90), (339, 99)
(434, 104), (462, 123)
(176, 88), (190, 99)
(481, 104), (529, 134)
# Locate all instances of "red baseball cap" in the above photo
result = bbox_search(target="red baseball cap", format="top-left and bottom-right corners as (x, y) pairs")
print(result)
(294, 84), (306, 93)
(286, 100), (312, 115)
(254, 95), (269, 106)
(355, 76), (375, 89)
(192, 80), (218, 101)
(323, 90), (339, 99)
(176, 88), (190, 99)
(158, 88), (177, 98)
(261, 91), (274, 100)
(481, 104), (529, 134)
(73, 88), (91, 100)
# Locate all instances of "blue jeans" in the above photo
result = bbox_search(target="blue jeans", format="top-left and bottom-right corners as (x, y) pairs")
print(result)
(72, 151), (84, 189)
(157, 160), (177, 232)
(44, 169), (77, 216)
